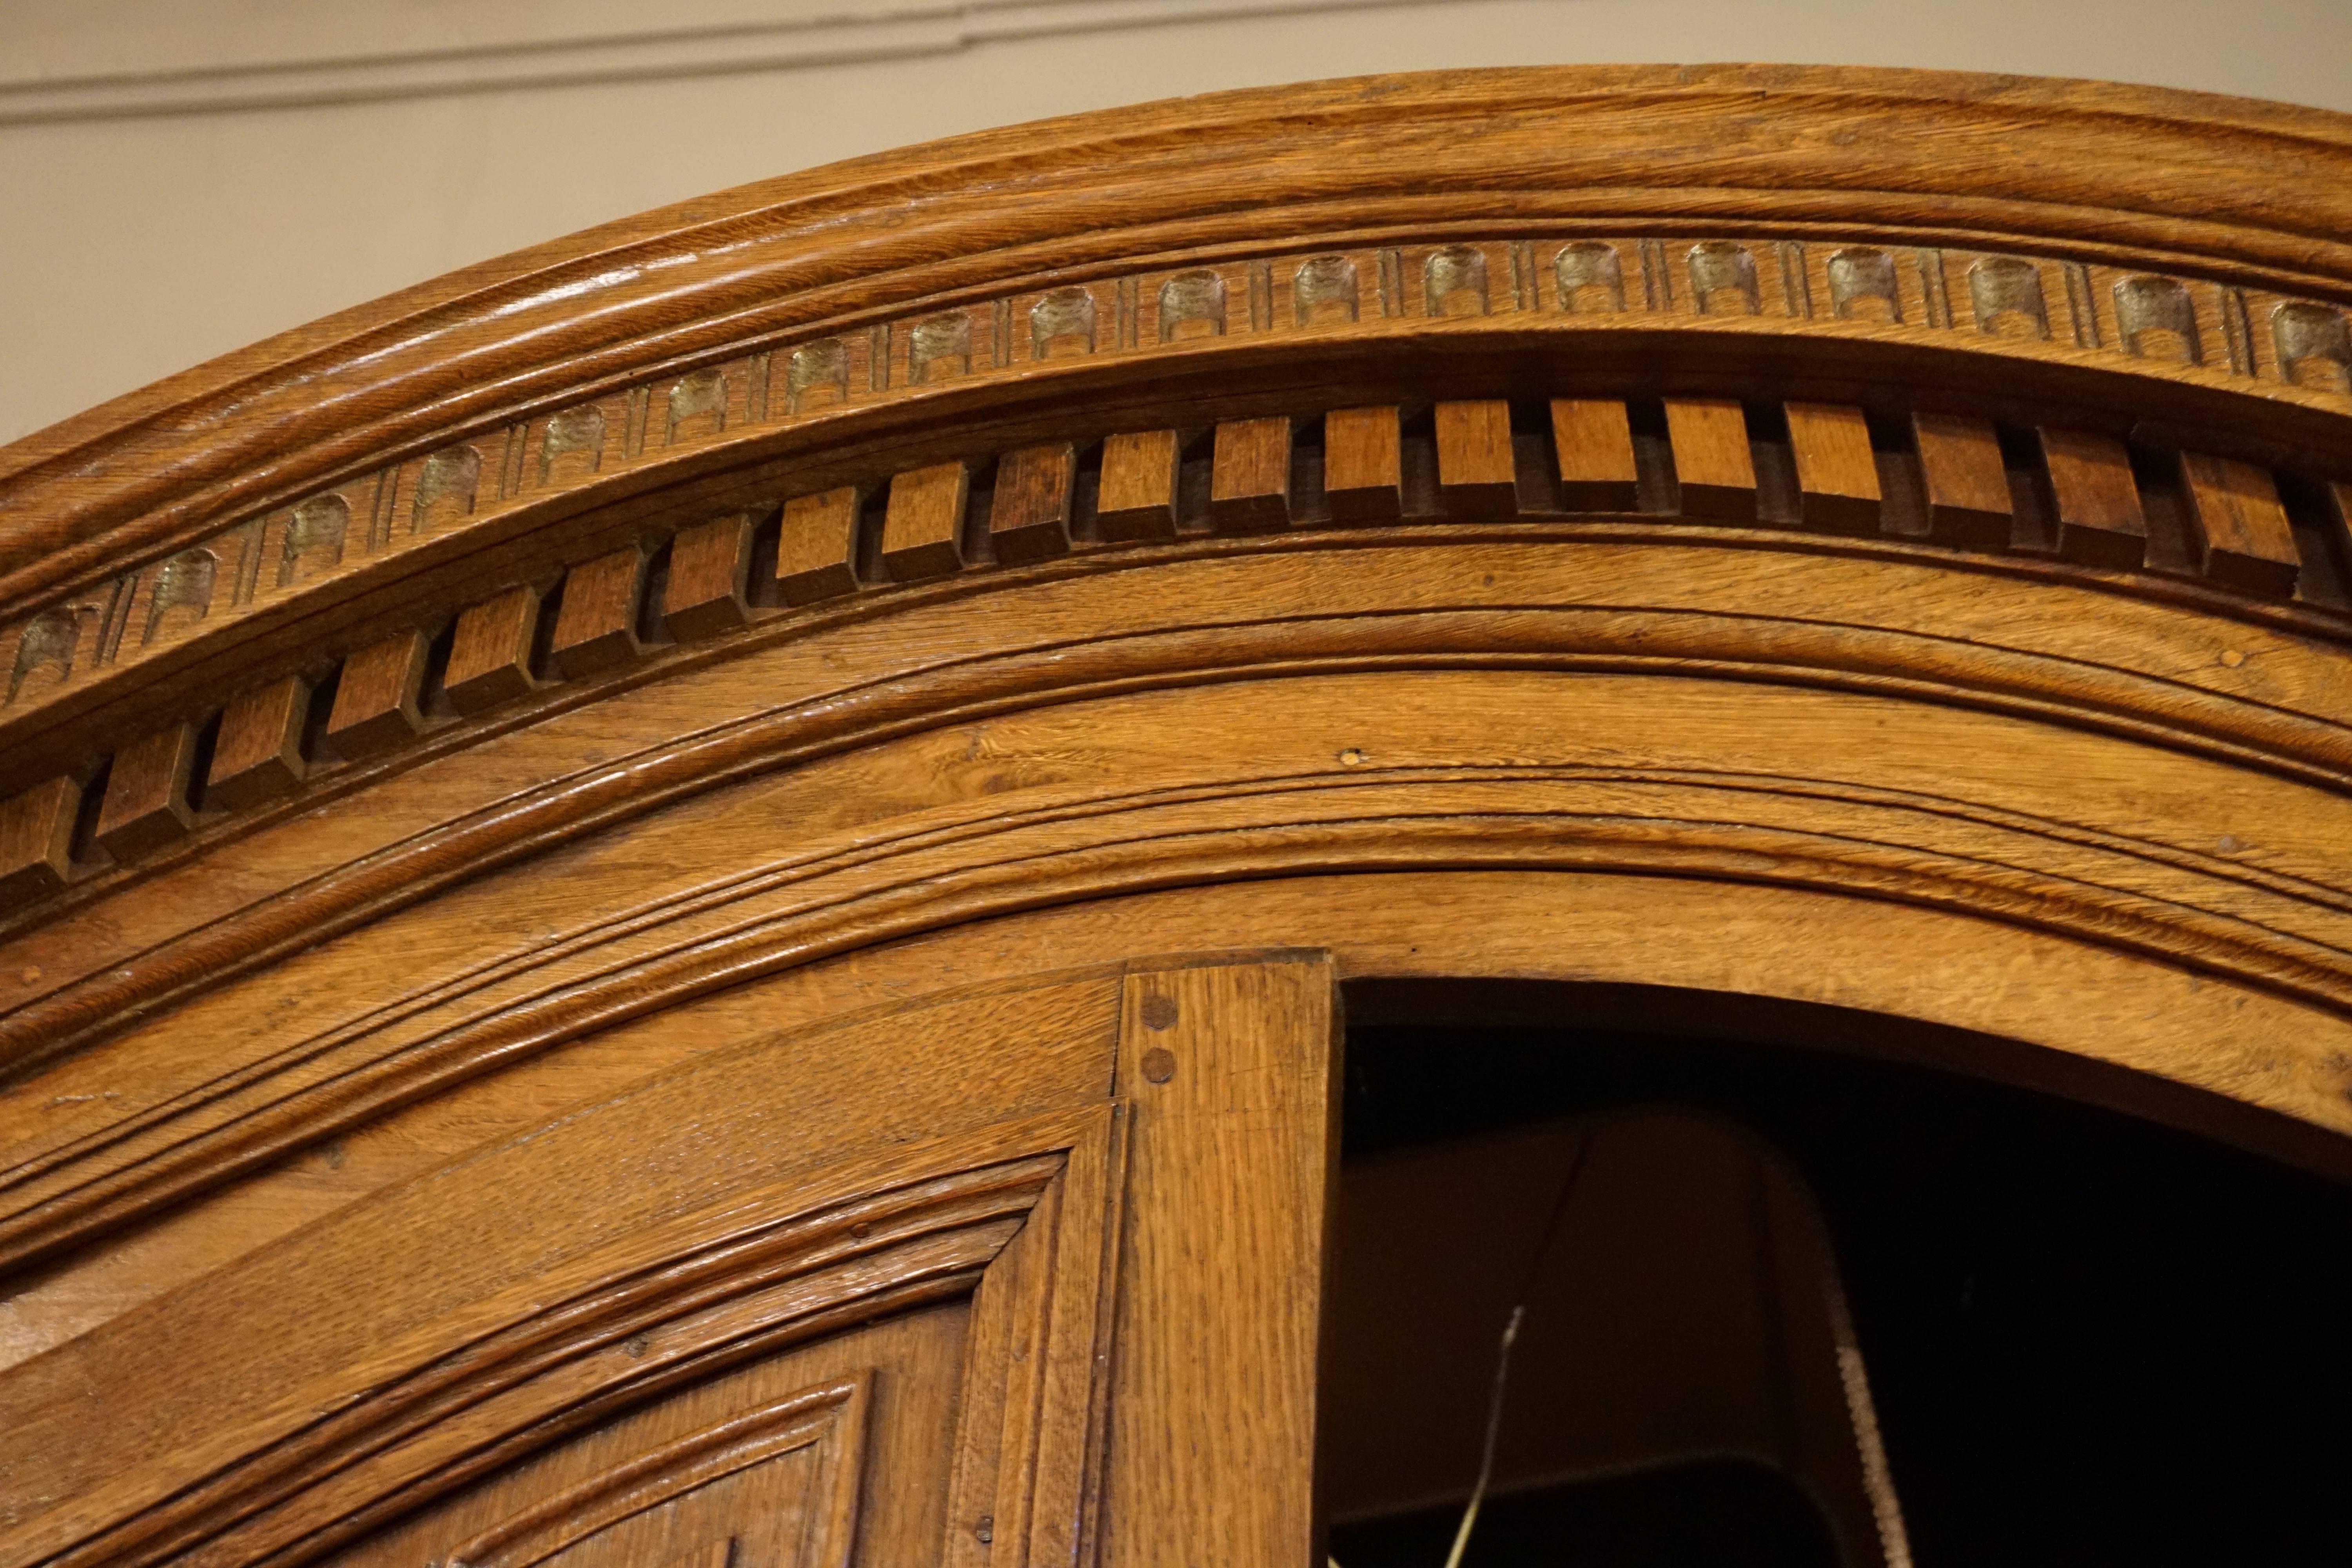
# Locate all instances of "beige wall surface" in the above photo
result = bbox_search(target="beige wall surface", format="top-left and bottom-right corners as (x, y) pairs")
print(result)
(3, 0), (2347, 449)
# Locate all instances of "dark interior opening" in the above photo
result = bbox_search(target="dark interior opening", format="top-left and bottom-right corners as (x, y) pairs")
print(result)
(1322, 979), (2352, 1566)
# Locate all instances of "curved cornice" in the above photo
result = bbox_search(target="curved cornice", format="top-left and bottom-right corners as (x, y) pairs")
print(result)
(9, 64), (2352, 590)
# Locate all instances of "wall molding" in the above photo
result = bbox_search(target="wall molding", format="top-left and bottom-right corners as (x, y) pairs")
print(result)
(0, 0), (1428, 124)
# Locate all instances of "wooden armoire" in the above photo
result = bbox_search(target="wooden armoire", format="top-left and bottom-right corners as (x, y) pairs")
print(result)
(4, 64), (2352, 1567)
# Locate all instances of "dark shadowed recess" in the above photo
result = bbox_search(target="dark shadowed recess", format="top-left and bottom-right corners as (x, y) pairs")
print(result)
(1325, 979), (2352, 1567)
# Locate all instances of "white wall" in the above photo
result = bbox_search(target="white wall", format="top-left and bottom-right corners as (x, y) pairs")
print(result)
(4, 0), (2347, 448)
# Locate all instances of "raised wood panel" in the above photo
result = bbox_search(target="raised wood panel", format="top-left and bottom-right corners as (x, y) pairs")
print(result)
(336, 1346), (898, 1568)
(0, 956), (1350, 1568)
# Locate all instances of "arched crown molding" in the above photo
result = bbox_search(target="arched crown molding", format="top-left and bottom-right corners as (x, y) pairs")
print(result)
(7, 64), (2352, 934)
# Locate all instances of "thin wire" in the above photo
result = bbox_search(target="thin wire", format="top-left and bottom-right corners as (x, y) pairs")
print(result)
(1440, 1303), (1523, 1568)
(1437, 1131), (1594, 1568)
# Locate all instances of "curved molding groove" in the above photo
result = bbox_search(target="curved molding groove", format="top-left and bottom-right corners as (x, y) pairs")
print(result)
(0, 1083), (1124, 1568)
(8, 65), (2352, 775)
(5, 65), (2352, 1318)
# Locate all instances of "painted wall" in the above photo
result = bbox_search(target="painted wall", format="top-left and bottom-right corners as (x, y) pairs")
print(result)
(4, 0), (2345, 446)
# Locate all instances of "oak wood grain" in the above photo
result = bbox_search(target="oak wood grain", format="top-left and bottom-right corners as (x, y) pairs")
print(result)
(93, 723), (197, 861)
(1102, 954), (1336, 1568)
(1435, 399), (1517, 517)
(443, 585), (541, 715)
(1209, 417), (1291, 533)
(1664, 397), (1758, 521)
(1323, 407), (1403, 523)
(663, 512), (756, 642)
(204, 675), (309, 810)
(2182, 450), (2301, 597)
(1786, 402), (1883, 534)
(324, 629), (428, 761)
(11, 68), (2352, 1568)
(1096, 431), (1180, 542)
(1913, 412), (2013, 548)
(549, 544), (648, 678)
(990, 443), (1076, 566)
(10, 68), (2352, 797)
(1551, 398), (1641, 512)
(2041, 427), (2149, 568)
(0, 778), (76, 909)
(776, 488), (862, 606)
(0, 975), (1125, 1566)
(882, 463), (970, 581)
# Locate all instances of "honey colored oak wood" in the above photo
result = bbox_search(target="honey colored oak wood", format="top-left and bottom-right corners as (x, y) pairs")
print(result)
(1435, 400), (1517, 517)
(882, 463), (969, 581)
(443, 585), (541, 715)
(1323, 407), (1403, 523)
(990, 443), (1076, 566)
(1664, 397), (1758, 521)
(203, 674), (309, 809)
(2040, 426), (2149, 568)
(6, 64), (2352, 1568)
(0, 778), (75, 906)
(548, 543), (648, 678)
(662, 512), (757, 642)
(1095, 431), (1180, 542)
(1102, 955), (1336, 1568)
(2181, 451), (2301, 597)
(1551, 398), (1641, 512)
(92, 722), (197, 860)
(776, 487), (862, 606)
(323, 628), (428, 760)
(1786, 402), (1882, 534)
(1913, 412), (2013, 548)
(1209, 417), (1291, 532)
